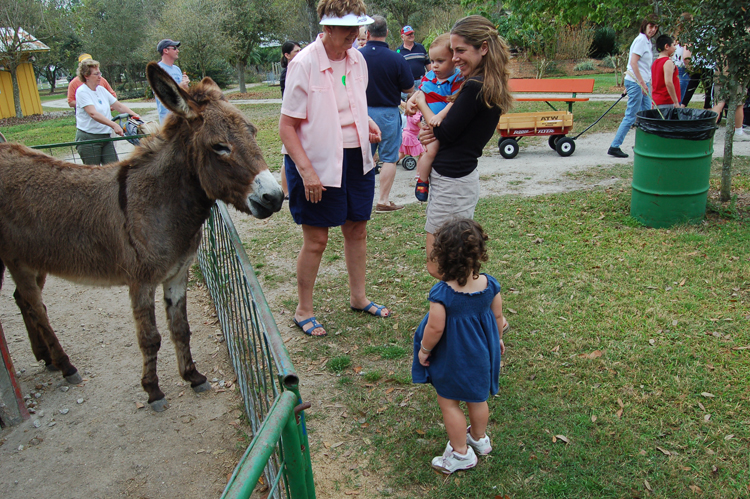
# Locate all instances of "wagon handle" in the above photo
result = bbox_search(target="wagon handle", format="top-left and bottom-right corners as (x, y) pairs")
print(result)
(571, 92), (628, 140)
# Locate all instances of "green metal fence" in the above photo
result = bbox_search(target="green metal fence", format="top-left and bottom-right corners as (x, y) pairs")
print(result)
(197, 201), (315, 499)
(29, 134), (147, 164)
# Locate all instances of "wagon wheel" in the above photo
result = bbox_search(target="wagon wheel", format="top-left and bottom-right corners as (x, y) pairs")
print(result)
(548, 134), (563, 150)
(555, 137), (576, 157)
(498, 138), (519, 159)
(401, 156), (417, 170)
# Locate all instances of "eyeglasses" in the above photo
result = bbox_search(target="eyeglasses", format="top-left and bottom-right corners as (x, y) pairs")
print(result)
(90, 71), (102, 76)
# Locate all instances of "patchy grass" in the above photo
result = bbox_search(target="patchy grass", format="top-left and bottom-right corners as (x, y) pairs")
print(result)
(238, 158), (750, 497)
(227, 84), (281, 100)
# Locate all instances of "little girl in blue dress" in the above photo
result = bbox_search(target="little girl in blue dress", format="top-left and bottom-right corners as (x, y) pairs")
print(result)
(412, 218), (506, 474)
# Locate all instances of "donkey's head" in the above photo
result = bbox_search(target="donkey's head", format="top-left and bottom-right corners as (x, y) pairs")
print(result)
(147, 62), (283, 218)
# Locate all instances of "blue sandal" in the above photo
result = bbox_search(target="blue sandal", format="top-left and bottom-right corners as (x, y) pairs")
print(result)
(293, 316), (327, 337)
(350, 301), (390, 317)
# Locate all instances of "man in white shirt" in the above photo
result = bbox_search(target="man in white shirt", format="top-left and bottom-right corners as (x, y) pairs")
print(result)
(155, 39), (191, 123)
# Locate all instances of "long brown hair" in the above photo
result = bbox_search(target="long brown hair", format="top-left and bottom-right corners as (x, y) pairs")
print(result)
(450, 15), (513, 112)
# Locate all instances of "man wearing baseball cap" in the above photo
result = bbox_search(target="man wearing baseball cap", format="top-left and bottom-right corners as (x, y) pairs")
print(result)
(155, 38), (190, 123)
(395, 25), (430, 89)
(67, 53), (117, 108)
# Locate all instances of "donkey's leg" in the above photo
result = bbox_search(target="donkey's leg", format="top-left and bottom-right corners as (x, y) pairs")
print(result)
(162, 260), (209, 393)
(9, 267), (81, 383)
(129, 283), (167, 411)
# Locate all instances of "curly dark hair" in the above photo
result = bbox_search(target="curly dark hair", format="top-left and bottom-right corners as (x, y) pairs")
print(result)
(430, 218), (489, 286)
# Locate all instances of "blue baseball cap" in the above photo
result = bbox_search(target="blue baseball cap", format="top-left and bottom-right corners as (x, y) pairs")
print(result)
(401, 25), (414, 35)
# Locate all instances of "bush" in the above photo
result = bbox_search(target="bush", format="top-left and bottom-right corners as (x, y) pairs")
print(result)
(556, 22), (595, 60)
(591, 26), (617, 58)
(600, 55), (617, 69)
(574, 61), (595, 71)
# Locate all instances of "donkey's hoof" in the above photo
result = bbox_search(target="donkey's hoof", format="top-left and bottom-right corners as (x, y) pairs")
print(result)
(192, 380), (212, 394)
(193, 380), (211, 393)
(64, 371), (83, 384)
(149, 398), (169, 412)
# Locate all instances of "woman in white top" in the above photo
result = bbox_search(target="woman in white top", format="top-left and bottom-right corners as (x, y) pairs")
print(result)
(608, 16), (659, 159)
(74, 59), (139, 165)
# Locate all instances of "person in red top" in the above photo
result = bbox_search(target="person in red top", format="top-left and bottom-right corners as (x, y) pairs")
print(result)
(67, 53), (117, 108)
(651, 35), (683, 112)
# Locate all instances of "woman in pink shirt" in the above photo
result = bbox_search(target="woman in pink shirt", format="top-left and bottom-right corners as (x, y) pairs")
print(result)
(279, 0), (387, 337)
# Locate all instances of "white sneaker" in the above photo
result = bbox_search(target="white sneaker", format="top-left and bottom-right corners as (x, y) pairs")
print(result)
(466, 426), (493, 455)
(734, 132), (750, 141)
(431, 442), (477, 474)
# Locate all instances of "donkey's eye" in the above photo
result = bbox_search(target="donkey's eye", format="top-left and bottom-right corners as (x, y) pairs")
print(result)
(211, 143), (232, 156)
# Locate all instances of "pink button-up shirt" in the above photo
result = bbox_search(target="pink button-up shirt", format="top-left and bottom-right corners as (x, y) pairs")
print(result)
(281, 34), (374, 187)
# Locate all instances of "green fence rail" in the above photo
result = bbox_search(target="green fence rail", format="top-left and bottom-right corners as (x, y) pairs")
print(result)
(197, 201), (315, 499)
(30, 134), (145, 164)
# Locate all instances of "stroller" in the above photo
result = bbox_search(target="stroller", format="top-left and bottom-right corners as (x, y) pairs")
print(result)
(114, 114), (159, 146)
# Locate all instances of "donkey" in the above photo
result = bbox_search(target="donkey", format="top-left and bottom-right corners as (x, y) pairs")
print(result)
(0, 63), (284, 411)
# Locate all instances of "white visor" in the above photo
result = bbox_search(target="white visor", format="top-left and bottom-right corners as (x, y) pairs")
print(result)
(320, 13), (374, 26)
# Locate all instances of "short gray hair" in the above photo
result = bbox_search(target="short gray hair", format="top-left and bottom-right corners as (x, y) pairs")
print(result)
(367, 15), (388, 38)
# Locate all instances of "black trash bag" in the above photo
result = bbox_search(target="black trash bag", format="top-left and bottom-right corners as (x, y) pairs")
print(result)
(635, 108), (718, 141)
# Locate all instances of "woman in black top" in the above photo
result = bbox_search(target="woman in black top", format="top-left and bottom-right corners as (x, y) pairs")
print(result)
(280, 41), (301, 98)
(419, 15), (513, 279)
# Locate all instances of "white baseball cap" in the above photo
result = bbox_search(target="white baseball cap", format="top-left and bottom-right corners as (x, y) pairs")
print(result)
(320, 13), (374, 26)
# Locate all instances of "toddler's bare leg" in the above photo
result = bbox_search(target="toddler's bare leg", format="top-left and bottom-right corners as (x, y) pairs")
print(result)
(416, 140), (439, 182)
(466, 401), (489, 439)
(437, 394), (468, 454)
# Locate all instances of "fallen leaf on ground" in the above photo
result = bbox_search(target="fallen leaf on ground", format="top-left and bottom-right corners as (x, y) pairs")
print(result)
(554, 435), (570, 444)
(656, 447), (671, 456)
(701, 392), (715, 398)
(689, 484), (702, 494)
(644, 480), (652, 491)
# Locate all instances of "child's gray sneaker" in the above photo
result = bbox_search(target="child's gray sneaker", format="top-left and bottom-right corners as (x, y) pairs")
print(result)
(466, 426), (492, 455)
(431, 442), (477, 474)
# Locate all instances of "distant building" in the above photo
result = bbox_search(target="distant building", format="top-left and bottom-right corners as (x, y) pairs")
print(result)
(0, 27), (50, 118)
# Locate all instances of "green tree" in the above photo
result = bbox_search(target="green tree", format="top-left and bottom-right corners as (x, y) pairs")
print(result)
(684, 0), (750, 202)
(32, 2), (81, 94)
(150, 0), (229, 80)
(77, 0), (162, 89)
(368, 0), (449, 32)
(0, 0), (46, 117)
(224, 0), (282, 93)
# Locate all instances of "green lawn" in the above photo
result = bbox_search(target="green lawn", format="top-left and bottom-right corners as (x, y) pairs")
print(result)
(236, 159), (749, 497)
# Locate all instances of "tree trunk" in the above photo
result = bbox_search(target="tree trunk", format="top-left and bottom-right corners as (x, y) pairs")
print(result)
(237, 60), (246, 93)
(719, 87), (738, 202)
(9, 64), (23, 119)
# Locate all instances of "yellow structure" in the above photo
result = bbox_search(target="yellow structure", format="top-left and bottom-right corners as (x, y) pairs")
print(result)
(0, 28), (50, 118)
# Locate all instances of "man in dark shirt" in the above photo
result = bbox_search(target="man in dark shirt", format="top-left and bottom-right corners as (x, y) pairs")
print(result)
(395, 25), (430, 88)
(360, 15), (414, 213)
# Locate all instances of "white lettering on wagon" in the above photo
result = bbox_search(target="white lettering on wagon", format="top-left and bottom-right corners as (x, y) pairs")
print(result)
(512, 129), (531, 134)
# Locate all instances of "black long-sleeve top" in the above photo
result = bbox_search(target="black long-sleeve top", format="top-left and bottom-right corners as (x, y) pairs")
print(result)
(432, 77), (502, 178)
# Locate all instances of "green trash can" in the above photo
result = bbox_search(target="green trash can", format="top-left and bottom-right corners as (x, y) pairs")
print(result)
(631, 108), (718, 228)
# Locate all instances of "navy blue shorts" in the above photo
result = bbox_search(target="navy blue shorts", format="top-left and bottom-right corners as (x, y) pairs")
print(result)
(285, 148), (375, 227)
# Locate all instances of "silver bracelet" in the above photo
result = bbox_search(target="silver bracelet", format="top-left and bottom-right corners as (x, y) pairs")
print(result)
(420, 341), (432, 353)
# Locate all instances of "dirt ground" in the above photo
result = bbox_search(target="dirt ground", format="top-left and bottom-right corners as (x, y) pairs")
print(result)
(1, 128), (747, 499)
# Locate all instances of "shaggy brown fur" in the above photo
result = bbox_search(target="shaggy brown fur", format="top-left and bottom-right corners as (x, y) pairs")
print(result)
(0, 63), (283, 411)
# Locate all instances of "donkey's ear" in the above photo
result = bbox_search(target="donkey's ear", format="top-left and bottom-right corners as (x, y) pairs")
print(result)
(146, 62), (197, 119)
